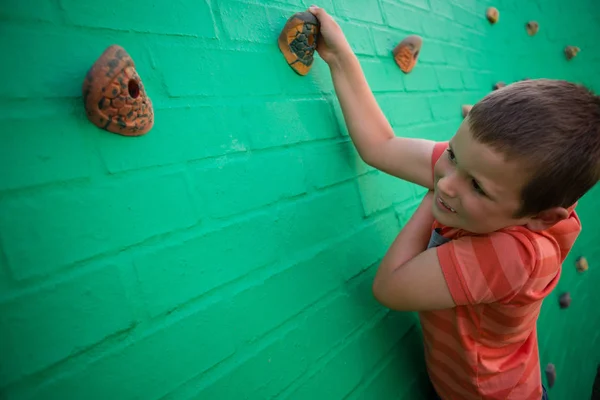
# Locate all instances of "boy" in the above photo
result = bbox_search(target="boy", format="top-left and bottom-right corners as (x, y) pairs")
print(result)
(307, 5), (600, 400)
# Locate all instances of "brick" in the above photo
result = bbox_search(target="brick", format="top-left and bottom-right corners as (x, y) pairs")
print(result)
(351, 327), (430, 400)
(230, 215), (398, 342)
(428, 94), (464, 120)
(357, 171), (417, 216)
(371, 28), (405, 57)
(428, 0), (454, 19)
(377, 94), (431, 126)
(193, 150), (306, 219)
(0, 266), (134, 386)
(405, 121), (458, 143)
(404, 66), (439, 91)
(303, 140), (372, 190)
(443, 45), (471, 68)
(0, 0), (57, 22)
(381, 2), (423, 33)
(98, 105), (249, 173)
(338, 21), (376, 56)
(219, 1), (272, 43)
(34, 305), (236, 400)
(61, 0), (216, 37)
(275, 183), (365, 255)
(157, 47), (283, 97)
(417, 41), (446, 64)
(240, 100), (339, 149)
(288, 311), (417, 399)
(0, 172), (197, 280)
(360, 58), (405, 92)
(0, 26), (157, 99)
(193, 270), (387, 400)
(134, 212), (280, 317)
(335, 0), (383, 24)
(399, 0), (429, 11)
(436, 68), (464, 90)
(0, 117), (91, 191)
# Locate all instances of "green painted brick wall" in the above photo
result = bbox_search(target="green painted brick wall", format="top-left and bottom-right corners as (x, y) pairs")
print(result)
(0, 0), (599, 399)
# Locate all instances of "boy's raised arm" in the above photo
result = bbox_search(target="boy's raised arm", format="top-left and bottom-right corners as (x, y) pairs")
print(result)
(309, 6), (435, 189)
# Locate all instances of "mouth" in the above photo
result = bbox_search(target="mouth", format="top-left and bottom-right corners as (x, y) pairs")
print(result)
(436, 196), (457, 214)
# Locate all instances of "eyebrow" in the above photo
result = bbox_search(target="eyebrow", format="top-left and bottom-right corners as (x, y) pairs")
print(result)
(448, 144), (498, 201)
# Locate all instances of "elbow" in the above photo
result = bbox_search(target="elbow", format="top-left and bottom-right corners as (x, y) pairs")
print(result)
(372, 276), (391, 308)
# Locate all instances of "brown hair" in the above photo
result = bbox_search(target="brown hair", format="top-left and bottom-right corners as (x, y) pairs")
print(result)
(468, 79), (600, 217)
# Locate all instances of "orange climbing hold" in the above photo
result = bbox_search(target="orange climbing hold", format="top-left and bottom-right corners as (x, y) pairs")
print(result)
(493, 82), (506, 90)
(526, 21), (539, 36)
(486, 7), (499, 24)
(462, 105), (472, 118)
(392, 35), (422, 74)
(576, 256), (588, 272)
(564, 45), (580, 60)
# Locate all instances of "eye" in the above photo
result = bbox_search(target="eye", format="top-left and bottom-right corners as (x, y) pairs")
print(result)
(472, 179), (486, 195)
(446, 148), (456, 162)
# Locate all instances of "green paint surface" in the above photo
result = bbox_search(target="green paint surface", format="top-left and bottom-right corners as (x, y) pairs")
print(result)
(0, 0), (599, 399)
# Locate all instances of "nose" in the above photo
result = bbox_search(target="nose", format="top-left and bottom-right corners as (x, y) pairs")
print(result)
(437, 173), (458, 198)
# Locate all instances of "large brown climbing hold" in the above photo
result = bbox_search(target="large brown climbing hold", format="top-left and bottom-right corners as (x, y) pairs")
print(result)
(559, 292), (571, 308)
(486, 7), (499, 24)
(493, 82), (506, 90)
(545, 364), (556, 388)
(526, 21), (539, 36)
(392, 35), (422, 74)
(575, 256), (588, 272)
(278, 11), (320, 76)
(82, 45), (154, 136)
(564, 46), (580, 60)
(462, 105), (472, 118)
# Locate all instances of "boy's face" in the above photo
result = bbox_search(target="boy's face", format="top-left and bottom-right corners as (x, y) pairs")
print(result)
(432, 120), (531, 234)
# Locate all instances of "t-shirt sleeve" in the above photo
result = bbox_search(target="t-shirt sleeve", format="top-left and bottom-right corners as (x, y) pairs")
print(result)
(435, 231), (537, 306)
(431, 141), (449, 180)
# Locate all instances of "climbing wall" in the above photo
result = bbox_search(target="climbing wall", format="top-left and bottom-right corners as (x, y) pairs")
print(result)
(0, 0), (599, 399)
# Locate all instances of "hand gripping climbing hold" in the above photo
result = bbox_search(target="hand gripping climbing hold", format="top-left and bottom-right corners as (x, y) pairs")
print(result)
(278, 11), (320, 76)
(564, 45), (580, 60)
(486, 7), (499, 24)
(392, 35), (422, 74)
(526, 21), (539, 36)
(82, 45), (154, 136)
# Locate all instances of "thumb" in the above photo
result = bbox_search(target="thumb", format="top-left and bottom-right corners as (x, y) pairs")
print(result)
(308, 5), (328, 20)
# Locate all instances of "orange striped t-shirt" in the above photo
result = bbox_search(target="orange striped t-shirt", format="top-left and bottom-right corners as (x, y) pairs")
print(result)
(420, 142), (582, 399)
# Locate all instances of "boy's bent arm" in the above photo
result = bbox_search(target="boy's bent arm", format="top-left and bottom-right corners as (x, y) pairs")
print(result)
(372, 191), (455, 311)
(329, 51), (436, 189)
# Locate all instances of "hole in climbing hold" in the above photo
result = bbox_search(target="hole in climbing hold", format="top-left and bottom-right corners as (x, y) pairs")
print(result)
(128, 79), (140, 98)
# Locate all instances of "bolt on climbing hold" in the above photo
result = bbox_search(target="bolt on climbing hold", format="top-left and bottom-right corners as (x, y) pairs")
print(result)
(575, 256), (588, 272)
(493, 82), (506, 90)
(392, 35), (422, 74)
(278, 11), (320, 76)
(82, 44), (154, 136)
(545, 364), (556, 388)
(564, 46), (580, 60)
(462, 105), (472, 118)
(486, 7), (499, 24)
(559, 292), (571, 308)
(526, 21), (539, 36)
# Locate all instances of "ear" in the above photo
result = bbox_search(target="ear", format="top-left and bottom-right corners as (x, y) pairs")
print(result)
(525, 207), (570, 231)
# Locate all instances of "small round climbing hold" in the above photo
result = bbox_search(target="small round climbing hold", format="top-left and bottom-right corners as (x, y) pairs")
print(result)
(493, 82), (506, 90)
(559, 292), (571, 308)
(545, 364), (556, 388)
(486, 7), (499, 24)
(564, 46), (580, 60)
(392, 35), (422, 74)
(462, 105), (472, 118)
(575, 256), (588, 272)
(526, 21), (539, 36)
